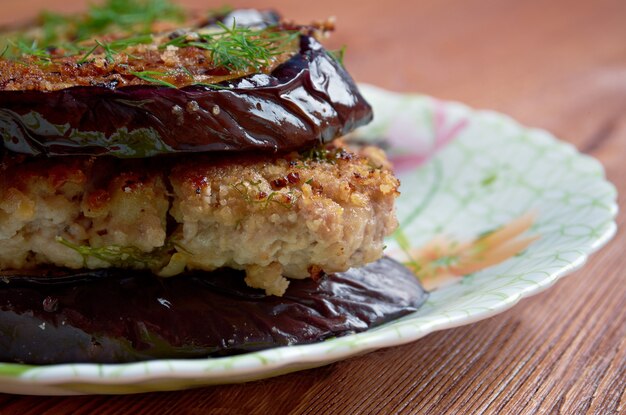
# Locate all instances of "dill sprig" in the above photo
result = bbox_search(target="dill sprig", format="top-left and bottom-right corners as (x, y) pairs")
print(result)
(1, 0), (302, 87)
(128, 68), (235, 89)
(130, 71), (177, 88)
(76, 44), (99, 64)
(41, 0), (184, 46)
(1, 0), (182, 62)
(91, 34), (153, 63)
(165, 21), (299, 71)
(11, 40), (53, 64)
(56, 236), (177, 270)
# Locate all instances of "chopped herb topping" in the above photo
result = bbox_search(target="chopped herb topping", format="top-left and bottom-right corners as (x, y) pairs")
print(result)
(300, 145), (353, 164)
(0, 0), (302, 89)
(174, 21), (299, 71)
(40, 0), (185, 46)
(231, 180), (299, 209)
(130, 70), (177, 88)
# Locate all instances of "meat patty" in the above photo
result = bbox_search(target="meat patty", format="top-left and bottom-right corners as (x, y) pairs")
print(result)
(0, 144), (399, 295)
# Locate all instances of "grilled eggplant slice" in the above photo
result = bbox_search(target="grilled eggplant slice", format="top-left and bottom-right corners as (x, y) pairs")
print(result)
(0, 35), (372, 158)
(0, 257), (427, 364)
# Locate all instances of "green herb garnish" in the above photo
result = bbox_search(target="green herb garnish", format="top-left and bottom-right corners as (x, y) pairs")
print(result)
(300, 146), (331, 162)
(300, 146), (346, 163)
(231, 180), (299, 209)
(2, 0), (181, 62)
(92, 35), (153, 63)
(165, 21), (299, 71)
(130, 71), (177, 88)
(11, 40), (52, 64)
(76, 44), (99, 64)
(1, 0), (302, 88)
(329, 45), (347, 66)
(56, 236), (177, 270)
(41, 0), (184, 46)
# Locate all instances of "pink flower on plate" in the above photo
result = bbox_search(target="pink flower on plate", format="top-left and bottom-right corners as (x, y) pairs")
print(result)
(386, 100), (468, 172)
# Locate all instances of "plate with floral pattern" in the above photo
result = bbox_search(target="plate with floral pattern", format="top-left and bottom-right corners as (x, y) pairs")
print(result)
(0, 84), (617, 395)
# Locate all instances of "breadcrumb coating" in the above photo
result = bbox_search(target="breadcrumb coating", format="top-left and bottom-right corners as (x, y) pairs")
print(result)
(0, 144), (399, 295)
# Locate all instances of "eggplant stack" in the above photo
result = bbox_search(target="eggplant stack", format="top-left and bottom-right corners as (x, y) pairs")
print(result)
(0, 2), (427, 364)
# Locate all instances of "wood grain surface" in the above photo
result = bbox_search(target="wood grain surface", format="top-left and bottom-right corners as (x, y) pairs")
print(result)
(0, 0), (624, 413)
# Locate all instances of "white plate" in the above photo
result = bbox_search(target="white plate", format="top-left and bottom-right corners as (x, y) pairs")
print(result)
(0, 85), (617, 395)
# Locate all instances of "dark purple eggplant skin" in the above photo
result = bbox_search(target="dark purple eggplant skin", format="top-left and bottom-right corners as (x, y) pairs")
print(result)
(0, 35), (372, 158)
(0, 258), (427, 364)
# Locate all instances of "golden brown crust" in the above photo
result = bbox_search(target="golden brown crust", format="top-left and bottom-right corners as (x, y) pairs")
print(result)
(0, 38), (295, 91)
(0, 145), (399, 295)
(0, 9), (337, 91)
(171, 146), (399, 218)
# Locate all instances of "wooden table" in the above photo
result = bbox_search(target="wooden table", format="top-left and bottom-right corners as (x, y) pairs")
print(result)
(0, 0), (624, 413)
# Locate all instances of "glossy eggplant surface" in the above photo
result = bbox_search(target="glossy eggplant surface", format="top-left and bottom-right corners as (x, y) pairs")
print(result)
(0, 257), (427, 364)
(0, 36), (372, 158)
